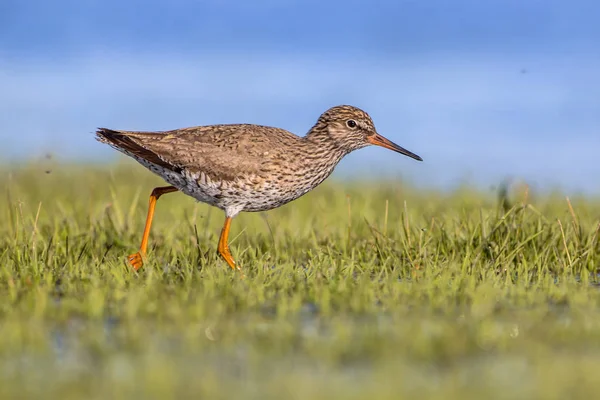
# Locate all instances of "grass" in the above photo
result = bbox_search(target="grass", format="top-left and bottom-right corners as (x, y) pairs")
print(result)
(1, 160), (600, 399)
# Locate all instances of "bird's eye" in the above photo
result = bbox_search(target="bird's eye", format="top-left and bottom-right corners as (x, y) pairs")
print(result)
(346, 120), (357, 128)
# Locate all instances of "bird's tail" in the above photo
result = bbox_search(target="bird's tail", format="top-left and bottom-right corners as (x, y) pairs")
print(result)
(95, 128), (178, 171)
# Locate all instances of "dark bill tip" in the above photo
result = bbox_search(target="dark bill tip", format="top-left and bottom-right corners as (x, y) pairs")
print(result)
(367, 133), (423, 161)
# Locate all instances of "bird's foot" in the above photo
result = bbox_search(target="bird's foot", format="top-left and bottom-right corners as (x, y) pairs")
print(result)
(127, 252), (144, 271)
(217, 250), (245, 277)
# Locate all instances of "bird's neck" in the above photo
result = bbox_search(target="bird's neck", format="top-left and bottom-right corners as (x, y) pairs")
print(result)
(302, 124), (348, 176)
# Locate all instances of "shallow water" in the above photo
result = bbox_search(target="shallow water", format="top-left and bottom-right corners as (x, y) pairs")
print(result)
(2, 304), (600, 399)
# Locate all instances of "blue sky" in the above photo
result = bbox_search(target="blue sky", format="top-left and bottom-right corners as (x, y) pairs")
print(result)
(1, 0), (599, 193)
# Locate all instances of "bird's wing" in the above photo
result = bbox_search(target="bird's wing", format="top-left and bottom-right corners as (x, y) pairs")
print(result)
(96, 124), (291, 181)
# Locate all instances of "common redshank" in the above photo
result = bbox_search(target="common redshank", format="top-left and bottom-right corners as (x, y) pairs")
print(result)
(96, 105), (422, 271)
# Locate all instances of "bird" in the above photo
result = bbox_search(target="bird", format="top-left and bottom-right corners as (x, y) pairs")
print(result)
(96, 105), (422, 272)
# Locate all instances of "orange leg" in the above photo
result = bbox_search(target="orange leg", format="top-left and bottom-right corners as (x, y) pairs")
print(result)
(128, 186), (178, 270)
(217, 216), (240, 271)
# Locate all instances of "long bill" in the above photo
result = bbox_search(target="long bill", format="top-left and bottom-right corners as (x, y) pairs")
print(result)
(368, 133), (423, 161)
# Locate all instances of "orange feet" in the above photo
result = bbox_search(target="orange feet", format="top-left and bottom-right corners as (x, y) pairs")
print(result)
(128, 252), (144, 271)
(128, 193), (243, 275)
(218, 245), (237, 270)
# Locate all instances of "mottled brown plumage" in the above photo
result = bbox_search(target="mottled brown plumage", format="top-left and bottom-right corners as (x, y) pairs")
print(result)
(96, 105), (422, 271)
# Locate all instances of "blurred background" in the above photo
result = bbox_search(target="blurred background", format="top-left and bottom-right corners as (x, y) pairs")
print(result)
(1, 0), (598, 194)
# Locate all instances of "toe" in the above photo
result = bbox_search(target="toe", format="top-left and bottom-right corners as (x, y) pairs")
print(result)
(127, 252), (144, 271)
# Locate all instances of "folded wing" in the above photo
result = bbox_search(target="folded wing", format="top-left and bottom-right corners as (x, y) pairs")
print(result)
(96, 124), (286, 182)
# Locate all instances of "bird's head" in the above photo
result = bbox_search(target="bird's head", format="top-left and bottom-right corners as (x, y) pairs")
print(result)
(313, 105), (422, 161)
